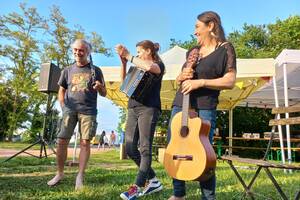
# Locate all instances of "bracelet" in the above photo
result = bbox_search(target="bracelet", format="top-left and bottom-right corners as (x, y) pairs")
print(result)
(130, 56), (134, 63)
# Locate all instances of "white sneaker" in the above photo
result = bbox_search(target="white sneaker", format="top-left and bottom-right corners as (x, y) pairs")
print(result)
(140, 177), (163, 196)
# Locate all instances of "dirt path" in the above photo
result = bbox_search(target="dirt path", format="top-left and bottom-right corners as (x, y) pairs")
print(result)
(0, 146), (112, 158)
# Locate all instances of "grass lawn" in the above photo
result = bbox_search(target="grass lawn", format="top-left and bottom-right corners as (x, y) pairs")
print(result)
(0, 144), (299, 200)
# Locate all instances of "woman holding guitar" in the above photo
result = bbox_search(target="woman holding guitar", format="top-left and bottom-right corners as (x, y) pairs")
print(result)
(115, 40), (165, 200)
(167, 11), (237, 200)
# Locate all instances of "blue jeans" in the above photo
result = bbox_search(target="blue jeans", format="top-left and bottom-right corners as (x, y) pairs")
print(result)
(167, 106), (216, 200)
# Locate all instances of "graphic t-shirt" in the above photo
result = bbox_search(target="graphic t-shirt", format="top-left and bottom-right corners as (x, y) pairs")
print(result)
(58, 63), (105, 115)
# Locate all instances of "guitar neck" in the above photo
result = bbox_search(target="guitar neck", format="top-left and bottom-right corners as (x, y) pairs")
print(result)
(181, 93), (190, 127)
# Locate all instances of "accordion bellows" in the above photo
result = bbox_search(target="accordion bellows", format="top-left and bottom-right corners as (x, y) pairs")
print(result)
(120, 66), (155, 102)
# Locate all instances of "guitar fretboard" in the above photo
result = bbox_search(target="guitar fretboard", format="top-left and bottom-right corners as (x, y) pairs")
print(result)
(181, 93), (190, 128)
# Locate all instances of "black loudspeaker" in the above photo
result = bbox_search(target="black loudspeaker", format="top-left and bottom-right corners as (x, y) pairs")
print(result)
(38, 63), (61, 93)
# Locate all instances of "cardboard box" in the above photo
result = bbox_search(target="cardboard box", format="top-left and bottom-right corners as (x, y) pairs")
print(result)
(264, 132), (279, 139)
(242, 133), (252, 138)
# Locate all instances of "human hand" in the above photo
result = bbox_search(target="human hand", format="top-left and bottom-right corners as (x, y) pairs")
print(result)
(93, 80), (105, 91)
(181, 68), (194, 80)
(115, 44), (130, 58)
(181, 79), (205, 94)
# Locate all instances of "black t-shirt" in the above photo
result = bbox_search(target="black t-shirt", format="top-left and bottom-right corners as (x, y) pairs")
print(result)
(58, 63), (105, 115)
(128, 61), (165, 110)
(172, 42), (236, 109)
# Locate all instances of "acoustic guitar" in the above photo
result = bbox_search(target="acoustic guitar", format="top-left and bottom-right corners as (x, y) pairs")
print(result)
(163, 48), (216, 181)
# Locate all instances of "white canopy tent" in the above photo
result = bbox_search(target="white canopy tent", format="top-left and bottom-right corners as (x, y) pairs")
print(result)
(239, 49), (300, 165)
(239, 49), (300, 108)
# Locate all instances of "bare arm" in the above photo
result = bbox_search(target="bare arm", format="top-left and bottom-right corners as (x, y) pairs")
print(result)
(58, 86), (66, 108)
(126, 54), (161, 74)
(181, 70), (237, 94)
(120, 56), (127, 81)
(201, 70), (236, 90)
(115, 44), (161, 75)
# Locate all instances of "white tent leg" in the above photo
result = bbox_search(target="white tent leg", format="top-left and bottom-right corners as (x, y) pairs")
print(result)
(229, 109), (233, 156)
(272, 76), (285, 165)
(283, 64), (292, 168)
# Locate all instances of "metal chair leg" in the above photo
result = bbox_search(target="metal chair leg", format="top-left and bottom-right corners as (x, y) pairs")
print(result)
(263, 167), (288, 200)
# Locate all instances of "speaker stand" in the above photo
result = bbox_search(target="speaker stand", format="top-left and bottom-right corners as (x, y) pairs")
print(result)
(3, 93), (56, 162)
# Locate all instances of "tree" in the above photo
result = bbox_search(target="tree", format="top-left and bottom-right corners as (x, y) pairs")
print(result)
(228, 15), (300, 58)
(117, 108), (127, 134)
(169, 35), (198, 50)
(228, 24), (270, 58)
(43, 6), (111, 69)
(155, 110), (171, 134)
(267, 15), (300, 57)
(0, 84), (12, 140)
(0, 4), (111, 141)
(0, 3), (48, 140)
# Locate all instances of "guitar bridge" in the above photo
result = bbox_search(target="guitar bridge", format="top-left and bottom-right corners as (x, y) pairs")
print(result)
(173, 155), (193, 161)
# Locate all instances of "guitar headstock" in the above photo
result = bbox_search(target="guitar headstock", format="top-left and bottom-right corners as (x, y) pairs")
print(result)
(186, 48), (199, 69)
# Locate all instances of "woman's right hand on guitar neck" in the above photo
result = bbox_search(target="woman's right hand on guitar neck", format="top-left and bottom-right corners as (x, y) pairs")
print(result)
(176, 68), (194, 84)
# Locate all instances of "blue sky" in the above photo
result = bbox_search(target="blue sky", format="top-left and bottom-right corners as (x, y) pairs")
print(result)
(1, 0), (299, 133)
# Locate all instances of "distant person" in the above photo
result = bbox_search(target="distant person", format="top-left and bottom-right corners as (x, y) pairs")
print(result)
(103, 134), (109, 149)
(110, 130), (116, 147)
(47, 39), (107, 190)
(98, 130), (106, 150)
(116, 40), (165, 199)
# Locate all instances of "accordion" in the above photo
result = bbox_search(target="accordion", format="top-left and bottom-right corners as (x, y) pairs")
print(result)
(120, 66), (155, 102)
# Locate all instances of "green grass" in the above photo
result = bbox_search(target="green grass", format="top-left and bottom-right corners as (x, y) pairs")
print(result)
(0, 144), (299, 200)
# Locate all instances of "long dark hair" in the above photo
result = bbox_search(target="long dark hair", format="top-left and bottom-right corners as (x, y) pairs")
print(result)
(197, 11), (226, 43)
(136, 40), (162, 63)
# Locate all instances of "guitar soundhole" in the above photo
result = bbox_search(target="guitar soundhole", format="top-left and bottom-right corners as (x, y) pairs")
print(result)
(180, 126), (189, 137)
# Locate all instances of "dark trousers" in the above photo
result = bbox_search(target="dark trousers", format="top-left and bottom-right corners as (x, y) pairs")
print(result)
(167, 106), (217, 200)
(125, 106), (159, 187)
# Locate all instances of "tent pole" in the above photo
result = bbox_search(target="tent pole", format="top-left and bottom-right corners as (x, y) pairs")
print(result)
(272, 76), (286, 165)
(283, 63), (292, 168)
(229, 109), (233, 156)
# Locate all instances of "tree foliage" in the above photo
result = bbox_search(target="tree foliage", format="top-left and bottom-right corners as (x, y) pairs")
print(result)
(117, 108), (127, 134)
(169, 35), (198, 50)
(228, 15), (300, 58)
(43, 6), (111, 69)
(0, 3), (48, 140)
(0, 3), (110, 141)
